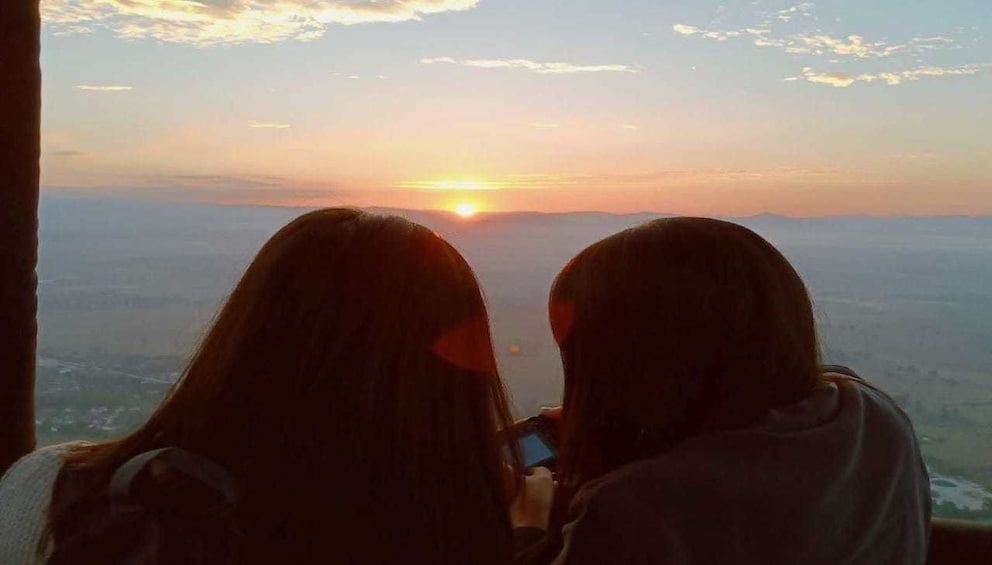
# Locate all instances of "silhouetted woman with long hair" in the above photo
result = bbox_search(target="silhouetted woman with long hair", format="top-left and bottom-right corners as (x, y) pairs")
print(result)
(518, 217), (930, 564)
(0, 209), (524, 564)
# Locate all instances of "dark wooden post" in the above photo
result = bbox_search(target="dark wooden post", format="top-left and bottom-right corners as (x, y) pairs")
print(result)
(0, 0), (40, 474)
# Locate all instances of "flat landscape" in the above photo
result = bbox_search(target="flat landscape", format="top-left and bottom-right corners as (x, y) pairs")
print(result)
(36, 191), (992, 520)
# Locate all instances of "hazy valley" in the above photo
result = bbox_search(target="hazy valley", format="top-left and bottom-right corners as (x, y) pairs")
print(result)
(36, 191), (992, 520)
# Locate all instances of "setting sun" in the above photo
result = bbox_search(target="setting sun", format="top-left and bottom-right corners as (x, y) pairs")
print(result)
(454, 203), (478, 218)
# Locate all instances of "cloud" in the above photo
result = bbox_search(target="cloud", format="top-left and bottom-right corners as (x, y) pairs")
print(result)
(673, 3), (972, 62)
(673, 4), (983, 89)
(530, 123), (561, 129)
(888, 152), (939, 161)
(420, 56), (458, 65)
(248, 120), (291, 129)
(52, 24), (92, 36)
(702, 30), (742, 42)
(420, 57), (640, 74)
(329, 71), (379, 79)
(398, 179), (502, 190)
(620, 124), (639, 130)
(789, 64), (982, 87)
(42, 0), (480, 46)
(776, 3), (814, 23)
(150, 174), (288, 190)
(890, 65), (984, 84)
(674, 23), (744, 42)
(680, 25), (959, 61)
(397, 168), (844, 193)
(60, 175), (338, 206)
(793, 69), (864, 87)
(673, 24), (700, 36)
(75, 84), (132, 91)
(790, 34), (913, 58)
(48, 150), (86, 157)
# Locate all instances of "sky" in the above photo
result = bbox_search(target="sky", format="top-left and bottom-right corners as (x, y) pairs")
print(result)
(39, 0), (992, 216)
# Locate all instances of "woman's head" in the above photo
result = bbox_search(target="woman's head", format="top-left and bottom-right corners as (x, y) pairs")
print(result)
(172, 209), (510, 465)
(550, 217), (820, 486)
(50, 209), (518, 564)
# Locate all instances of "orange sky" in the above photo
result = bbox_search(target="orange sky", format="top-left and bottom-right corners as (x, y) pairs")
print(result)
(40, 0), (992, 216)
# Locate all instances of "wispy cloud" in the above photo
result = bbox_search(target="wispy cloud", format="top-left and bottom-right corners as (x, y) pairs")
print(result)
(775, 2), (814, 23)
(397, 167), (843, 192)
(788, 64), (983, 87)
(248, 120), (291, 129)
(421, 57), (641, 74)
(52, 24), (92, 37)
(149, 174), (288, 191)
(329, 72), (386, 80)
(421, 57), (458, 65)
(530, 123), (561, 129)
(48, 149), (86, 157)
(672, 3), (983, 88)
(75, 84), (132, 91)
(673, 24), (742, 42)
(675, 25), (960, 60)
(42, 0), (480, 46)
(399, 179), (503, 191)
(677, 22), (736, 45)
(783, 33), (954, 58)
(888, 152), (940, 161)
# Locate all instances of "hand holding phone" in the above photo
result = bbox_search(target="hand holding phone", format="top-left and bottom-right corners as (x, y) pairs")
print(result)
(509, 466), (555, 530)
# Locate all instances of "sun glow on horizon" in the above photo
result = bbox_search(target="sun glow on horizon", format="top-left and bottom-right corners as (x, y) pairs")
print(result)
(454, 202), (478, 218)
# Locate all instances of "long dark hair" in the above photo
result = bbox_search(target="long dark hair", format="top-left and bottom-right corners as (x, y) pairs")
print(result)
(44, 208), (521, 564)
(550, 217), (821, 489)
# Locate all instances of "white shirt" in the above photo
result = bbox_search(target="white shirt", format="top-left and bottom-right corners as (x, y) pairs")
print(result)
(0, 442), (86, 564)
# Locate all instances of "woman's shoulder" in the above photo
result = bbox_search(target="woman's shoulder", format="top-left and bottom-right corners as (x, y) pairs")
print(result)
(0, 441), (90, 519)
(0, 441), (87, 489)
(0, 441), (89, 564)
(824, 370), (916, 431)
(566, 370), (922, 518)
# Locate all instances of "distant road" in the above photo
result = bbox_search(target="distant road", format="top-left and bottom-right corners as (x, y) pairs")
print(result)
(38, 357), (173, 385)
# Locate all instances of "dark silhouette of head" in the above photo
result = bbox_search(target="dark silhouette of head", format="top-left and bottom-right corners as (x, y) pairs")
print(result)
(46, 209), (519, 564)
(550, 217), (820, 487)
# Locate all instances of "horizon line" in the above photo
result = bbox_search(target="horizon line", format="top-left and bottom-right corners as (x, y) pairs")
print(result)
(40, 186), (992, 220)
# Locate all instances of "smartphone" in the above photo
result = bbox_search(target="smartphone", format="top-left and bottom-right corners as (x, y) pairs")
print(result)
(511, 415), (559, 468)
(518, 429), (557, 467)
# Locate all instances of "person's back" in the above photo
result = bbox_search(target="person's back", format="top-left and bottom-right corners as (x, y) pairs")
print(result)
(0, 209), (523, 565)
(551, 372), (929, 564)
(517, 217), (930, 564)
